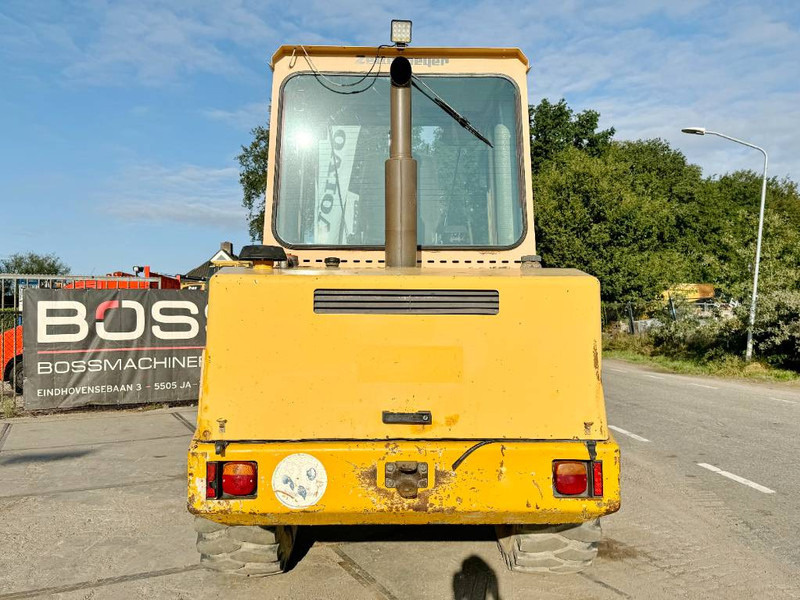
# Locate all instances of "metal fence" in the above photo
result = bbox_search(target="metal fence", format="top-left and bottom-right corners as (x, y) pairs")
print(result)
(602, 300), (665, 333)
(1, 273), (161, 399)
(602, 296), (733, 334)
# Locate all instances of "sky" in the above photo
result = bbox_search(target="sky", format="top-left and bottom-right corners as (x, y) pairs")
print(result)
(1, 0), (798, 275)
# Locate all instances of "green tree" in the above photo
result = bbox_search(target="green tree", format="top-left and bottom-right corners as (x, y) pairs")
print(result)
(529, 99), (615, 175)
(237, 125), (270, 241)
(0, 252), (69, 275)
(533, 144), (692, 302)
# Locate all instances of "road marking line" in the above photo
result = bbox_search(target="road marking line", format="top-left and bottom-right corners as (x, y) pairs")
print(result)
(688, 383), (719, 389)
(609, 425), (650, 443)
(770, 397), (798, 405)
(606, 367), (631, 373)
(646, 375), (664, 380)
(697, 463), (776, 494)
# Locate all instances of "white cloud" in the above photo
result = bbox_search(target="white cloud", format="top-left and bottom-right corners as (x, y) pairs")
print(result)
(99, 163), (247, 228)
(2, 0), (277, 86)
(201, 102), (269, 131)
(3, 0), (798, 177)
(515, 1), (800, 178)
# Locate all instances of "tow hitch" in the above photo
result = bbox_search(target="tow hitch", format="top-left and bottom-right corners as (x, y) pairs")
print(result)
(385, 461), (429, 498)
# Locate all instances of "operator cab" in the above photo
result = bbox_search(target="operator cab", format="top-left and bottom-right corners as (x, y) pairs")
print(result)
(263, 43), (535, 267)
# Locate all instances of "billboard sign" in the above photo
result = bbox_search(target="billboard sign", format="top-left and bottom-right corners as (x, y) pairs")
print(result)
(23, 289), (207, 409)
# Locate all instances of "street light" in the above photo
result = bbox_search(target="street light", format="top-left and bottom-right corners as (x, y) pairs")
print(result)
(681, 127), (768, 361)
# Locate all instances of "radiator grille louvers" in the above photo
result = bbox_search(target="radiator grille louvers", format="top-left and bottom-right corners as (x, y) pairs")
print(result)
(314, 289), (499, 315)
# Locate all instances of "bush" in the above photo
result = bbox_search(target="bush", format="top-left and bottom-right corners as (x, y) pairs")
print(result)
(603, 298), (800, 374)
(752, 289), (800, 369)
(649, 317), (746, 362)
(0, 308), (18, 333)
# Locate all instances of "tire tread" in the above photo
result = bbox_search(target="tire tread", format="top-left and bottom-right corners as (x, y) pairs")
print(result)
(194, 517), (295, 577)
(496, 520), (600, 574)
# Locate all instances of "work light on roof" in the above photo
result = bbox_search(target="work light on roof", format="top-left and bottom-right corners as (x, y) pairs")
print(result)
(391, 20), (412, 46)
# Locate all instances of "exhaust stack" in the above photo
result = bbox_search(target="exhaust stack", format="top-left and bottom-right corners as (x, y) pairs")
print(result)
(385, 56), (418, 268)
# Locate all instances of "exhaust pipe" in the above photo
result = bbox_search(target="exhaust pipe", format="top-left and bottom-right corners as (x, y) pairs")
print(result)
(385, 56), (418, 268)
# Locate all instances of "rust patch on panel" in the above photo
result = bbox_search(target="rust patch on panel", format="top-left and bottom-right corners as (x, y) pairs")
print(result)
(354, 465), (457, 514)
(593, 341), (600, 381)
(531, 478), (544, 499)
(598, 498), (621, 515)
(445, 414), (460, 427)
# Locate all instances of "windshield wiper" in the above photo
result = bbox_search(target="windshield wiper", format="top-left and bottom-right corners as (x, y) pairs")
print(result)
(411, 76), (493, 148)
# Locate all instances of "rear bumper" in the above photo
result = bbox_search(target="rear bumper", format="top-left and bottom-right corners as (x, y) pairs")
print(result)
(187, 438), (620, 526)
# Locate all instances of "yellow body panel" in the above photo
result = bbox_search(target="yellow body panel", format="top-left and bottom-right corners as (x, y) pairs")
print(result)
(196, 267), (606, 442)
(188, 438), (620, 526)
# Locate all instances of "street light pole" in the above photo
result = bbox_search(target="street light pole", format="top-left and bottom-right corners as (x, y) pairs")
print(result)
(681, 127), (768, 361)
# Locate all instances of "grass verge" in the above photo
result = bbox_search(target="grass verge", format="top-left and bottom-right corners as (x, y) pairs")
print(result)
(604, 349), (800, 383)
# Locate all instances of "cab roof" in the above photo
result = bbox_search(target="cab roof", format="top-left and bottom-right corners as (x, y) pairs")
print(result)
(269, 45), (530, 72)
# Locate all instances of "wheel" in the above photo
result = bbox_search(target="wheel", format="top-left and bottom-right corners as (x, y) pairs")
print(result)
(495, 519), (601, 574)
(12, 360), (23, 395)
(194, 517), (296, 576)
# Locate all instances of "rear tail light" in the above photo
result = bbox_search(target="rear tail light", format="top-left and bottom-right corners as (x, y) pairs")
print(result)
(592, 461), (603, 496)
(222, 462), (258, 496)
(553, 461), (588, 495)
(205, 461), (258, 499)
(552, 460), (604, 497)
(206, 462), (219, 499)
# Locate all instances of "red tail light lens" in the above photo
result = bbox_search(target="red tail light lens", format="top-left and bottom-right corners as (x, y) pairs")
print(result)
(553, 461), (588, 495)
(592, 461), (603, 496)
(222, 462), (257, 496)
(206, 462), (219, 499)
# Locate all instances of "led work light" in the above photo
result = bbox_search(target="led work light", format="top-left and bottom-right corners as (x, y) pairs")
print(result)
(391, 20), (412, 46)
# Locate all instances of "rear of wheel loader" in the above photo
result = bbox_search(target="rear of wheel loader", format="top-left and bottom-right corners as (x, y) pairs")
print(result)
(187, 24), (620, 576)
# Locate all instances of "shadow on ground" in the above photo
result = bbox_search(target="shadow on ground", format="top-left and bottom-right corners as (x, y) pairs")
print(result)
(0, 448), (94, 465)
(453, 555), (502, 600)
(289, 525), (503, 599)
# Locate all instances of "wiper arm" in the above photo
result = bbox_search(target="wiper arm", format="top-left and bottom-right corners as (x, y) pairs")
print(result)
(411, 76), (493, 148)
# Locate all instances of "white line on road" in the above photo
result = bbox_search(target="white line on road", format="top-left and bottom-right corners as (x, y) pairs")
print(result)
(609, 425), (650, 443)
(646, 375), (665, 380)
(770, 397), (798, 405)
(697, 463), (776, 494)
(688, 383), (719, 390)
(606, 367), (631, 373)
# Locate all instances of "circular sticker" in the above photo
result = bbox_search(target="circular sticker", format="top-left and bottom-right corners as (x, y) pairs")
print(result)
(271, 453), (328, 509)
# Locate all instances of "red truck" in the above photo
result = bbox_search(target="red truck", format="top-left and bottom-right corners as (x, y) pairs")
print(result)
(1, 267), (180, 395)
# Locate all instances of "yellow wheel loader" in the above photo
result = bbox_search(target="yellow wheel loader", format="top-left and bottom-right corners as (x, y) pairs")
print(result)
(187, 22), (620, 576)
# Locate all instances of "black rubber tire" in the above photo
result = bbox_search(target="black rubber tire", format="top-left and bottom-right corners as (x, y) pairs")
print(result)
(12, 360), (23, 395)
(495, 519), (601, 574)
(194, 517), (296, 576)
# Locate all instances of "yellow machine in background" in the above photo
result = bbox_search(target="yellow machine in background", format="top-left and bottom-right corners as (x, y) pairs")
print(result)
(188, 21), (620, 576)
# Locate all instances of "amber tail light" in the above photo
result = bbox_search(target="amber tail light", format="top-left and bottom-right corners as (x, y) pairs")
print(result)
(206, 461), (257, 499)
(553, 461), (588, 495)
(222, 462), (258, 496)
(553, 460), (603, 497)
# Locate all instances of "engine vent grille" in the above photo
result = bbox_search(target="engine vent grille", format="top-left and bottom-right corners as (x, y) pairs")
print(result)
(314, 289), (499, 315)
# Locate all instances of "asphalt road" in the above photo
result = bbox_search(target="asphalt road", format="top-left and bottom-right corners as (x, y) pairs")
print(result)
(0, 359), (799, 599)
